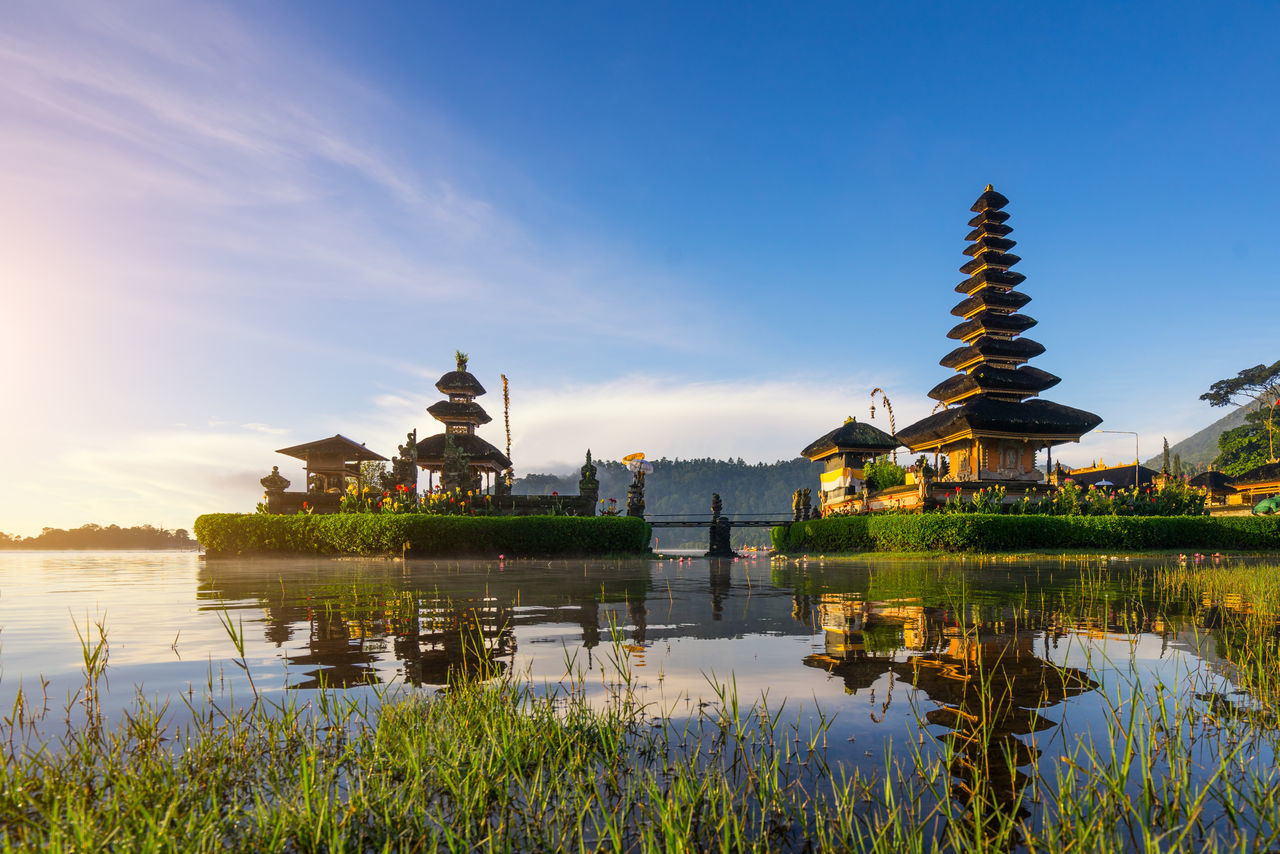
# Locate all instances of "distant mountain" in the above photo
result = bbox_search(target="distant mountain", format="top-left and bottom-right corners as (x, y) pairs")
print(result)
(1143, 403), (1258, 471)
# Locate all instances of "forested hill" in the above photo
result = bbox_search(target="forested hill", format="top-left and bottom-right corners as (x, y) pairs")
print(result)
(1142, 403), (1258, 471)
(0, 524), (198, 550)
(514, 457), (822, 545)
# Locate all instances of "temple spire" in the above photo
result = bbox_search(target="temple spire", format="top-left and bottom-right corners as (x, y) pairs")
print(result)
(929, 185), (1059, 406)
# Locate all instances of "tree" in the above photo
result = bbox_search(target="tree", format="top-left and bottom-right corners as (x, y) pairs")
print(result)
(1202, 360), (1280, 474)
(1161, 437), (1171, 473)
(1199, 360), (1280, 409)
(1172, 453), (1183, 478)
(360, 461), (392, 491)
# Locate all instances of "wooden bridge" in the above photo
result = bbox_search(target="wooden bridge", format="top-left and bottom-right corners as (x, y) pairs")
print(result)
(643, 503), (796, 557)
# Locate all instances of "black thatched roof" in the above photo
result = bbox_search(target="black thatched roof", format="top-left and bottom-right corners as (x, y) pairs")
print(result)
(1232, 461), (1280, 486)
(962, 235), (1017, 256)
(940, 337), (1045, 369)
(415, 432), (511, 469)
(276, 434), (388, 462)
(968, 209), (1011, 227)
(927, 365), (1061, 403)
(947, 311), (1037, 341)
(964, 222), (1013, 240)
(971, 186), (1010, 212)
(1188, 470), (1236, 492)
(801, 419), (899, 460)
(955, 268), (1026, 295)
(427, 400), (493, 425)
(435, 370), (486, 397)
(951, 289), (1031, 318)
(896, 398), (1102, 450)
(959, 251), (1021, 276)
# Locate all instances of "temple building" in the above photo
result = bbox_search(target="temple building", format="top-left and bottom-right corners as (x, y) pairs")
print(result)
(800, 417), (899, 515)
(275, 434), (388, 494)
(415, 352), (512, 493)
(1055, 460), (1158, 490)
(1188, 469), (1237, 507)
(1229, 462), (1280, 507)
(263, 434), (388, 514)
(895, 186), (1102, 488)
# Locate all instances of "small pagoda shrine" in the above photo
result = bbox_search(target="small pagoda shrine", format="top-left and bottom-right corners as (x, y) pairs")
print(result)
(265, 434), (388, 514)
(800, 417), (899, 515)
(896, 186), (1101, 491)
(415, 351), (512, 493)
(275, 434), (388, 494)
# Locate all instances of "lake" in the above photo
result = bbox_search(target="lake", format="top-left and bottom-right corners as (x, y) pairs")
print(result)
(1, 549), (1268, 777)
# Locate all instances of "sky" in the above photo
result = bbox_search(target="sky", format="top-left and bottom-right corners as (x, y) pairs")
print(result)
(2, 1), (1278, 536)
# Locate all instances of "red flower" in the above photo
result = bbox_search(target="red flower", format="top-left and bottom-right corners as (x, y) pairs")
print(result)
(302, 501), (309, 508)
(552, 491), (558, 496)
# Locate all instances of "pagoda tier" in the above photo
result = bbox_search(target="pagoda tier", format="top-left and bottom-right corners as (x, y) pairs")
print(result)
(951, 289), (1030, 317)
(427, 400), (493, 426)
(939, 336), (1046, 371)
(416, 353), (512, 492)
(896, 186), (1100, 481)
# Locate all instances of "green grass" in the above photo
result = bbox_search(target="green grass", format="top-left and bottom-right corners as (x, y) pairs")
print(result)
(6, 565), (1280, 851)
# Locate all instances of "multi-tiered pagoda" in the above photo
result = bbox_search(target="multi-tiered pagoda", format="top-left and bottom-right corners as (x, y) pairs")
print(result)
(896, 186), (1101, 483)
(416, 352), (512, 492)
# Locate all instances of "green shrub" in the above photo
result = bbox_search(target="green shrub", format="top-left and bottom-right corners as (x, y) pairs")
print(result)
(771, 514), (1280, 553)
(864, 457), (906, 492)
(194, 514), (652, 557)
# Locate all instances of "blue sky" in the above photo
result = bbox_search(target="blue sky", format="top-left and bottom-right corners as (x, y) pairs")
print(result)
(1, 1), (1277, 534)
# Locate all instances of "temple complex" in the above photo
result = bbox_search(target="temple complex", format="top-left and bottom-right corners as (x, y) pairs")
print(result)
(895, 186), (1101, 490)
(415, 352), (512, 493)
(800, 417), (898, 515)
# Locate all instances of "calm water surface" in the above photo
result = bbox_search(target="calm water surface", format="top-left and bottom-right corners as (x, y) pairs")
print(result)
(0, 550), (1268, 777)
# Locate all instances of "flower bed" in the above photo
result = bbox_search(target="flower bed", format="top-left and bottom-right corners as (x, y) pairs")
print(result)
(772, 513), (1280, 553)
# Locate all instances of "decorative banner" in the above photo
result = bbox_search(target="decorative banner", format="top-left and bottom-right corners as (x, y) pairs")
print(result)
(820, 467), (864, 491)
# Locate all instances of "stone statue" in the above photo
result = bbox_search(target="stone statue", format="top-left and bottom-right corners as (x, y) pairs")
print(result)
(441, 434), (478, 494)
(706, 492), (733, 557)
(578, 450), (599, 511)
(391, 430), (419, 492)
(260, 466), (290, 492)
(1254, 494), (1280, 516)
(626, 469), (646, 518)
(496, 467), (514, 497)
(801, 487), (813, 520)
(792, 488), (803, 522)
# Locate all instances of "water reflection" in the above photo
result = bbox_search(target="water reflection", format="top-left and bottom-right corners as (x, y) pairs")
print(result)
(199, 561), (655, 688)
(804, 592), (1098, 826)
(1, 550), (1275, 784)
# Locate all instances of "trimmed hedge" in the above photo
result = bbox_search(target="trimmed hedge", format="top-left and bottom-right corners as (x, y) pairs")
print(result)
(771, 514), (1280, 554)
(195, 514), (652, 558)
